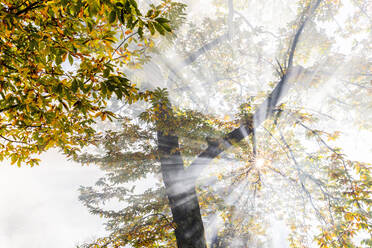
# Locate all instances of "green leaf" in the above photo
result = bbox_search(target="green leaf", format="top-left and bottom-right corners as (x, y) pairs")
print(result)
(147, 22), (155, 35)
(120, 9), (125, 24)
(88, 4), (98, 16)
(30, 39), (38, 50)
(115, 2), (124, 8)
(153, 22), (165, 35)
(124, 0), (131, 14)
(138, 27), (143, 38)
(103, 68), (110, 78)
(71, 79), (78, 92)
(56, 83), (63, 93)
(109, 10), (117, 23)
(115, 89), (123, 99)
(161, 23), (171, 32)
(56, 54), (62, 65)
(11, 154), (17, 165)
(131, 19), (138, 29)
(128, 0), (138, 9)
(126, 15), (133, 28)
(155, 17), (169, 24)
(87, 21), (93, 32)
(68, 53), (74, 65)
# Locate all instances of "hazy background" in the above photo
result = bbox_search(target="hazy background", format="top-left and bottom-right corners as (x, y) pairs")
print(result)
(0, 150), (107, 247)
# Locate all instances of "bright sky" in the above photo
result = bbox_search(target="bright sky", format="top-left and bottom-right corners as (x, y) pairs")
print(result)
(0, 150), (107, 248)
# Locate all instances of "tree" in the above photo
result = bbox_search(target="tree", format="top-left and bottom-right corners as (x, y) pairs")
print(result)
(0, 0), (183, 166)
(78, 0), (371, 247)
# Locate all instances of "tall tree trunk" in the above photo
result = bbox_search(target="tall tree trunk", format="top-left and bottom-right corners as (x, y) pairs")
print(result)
(157, 131), (207, 248)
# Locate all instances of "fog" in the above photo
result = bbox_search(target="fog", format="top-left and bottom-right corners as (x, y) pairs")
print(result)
(0, 0), (371, 247)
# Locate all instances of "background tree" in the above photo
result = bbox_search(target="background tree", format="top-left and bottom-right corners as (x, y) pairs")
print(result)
(0, 0), (182, 166)
(78, 0), (371, 247)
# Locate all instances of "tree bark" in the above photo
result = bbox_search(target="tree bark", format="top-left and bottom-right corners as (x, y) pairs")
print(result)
(157, 131), (207, 248)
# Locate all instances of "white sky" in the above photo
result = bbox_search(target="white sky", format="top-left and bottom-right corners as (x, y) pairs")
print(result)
(0, 150), (107, 248)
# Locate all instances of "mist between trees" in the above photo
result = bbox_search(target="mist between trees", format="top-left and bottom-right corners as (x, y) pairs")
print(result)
(1, 0), (371, 247)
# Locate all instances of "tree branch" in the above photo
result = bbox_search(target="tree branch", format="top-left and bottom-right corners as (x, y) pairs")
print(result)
(0, 135), (29, 144)
(186, 0), (323, 181)
(177, 33), (229, 70)
(14, 1), (44, 16)
(0, 104), (20, 113)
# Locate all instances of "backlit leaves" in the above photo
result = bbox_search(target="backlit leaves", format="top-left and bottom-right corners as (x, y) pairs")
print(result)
(0, 0), (181, 165)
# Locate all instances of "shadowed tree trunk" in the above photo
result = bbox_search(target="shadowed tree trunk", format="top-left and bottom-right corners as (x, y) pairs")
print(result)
(157, 131), (207, 248)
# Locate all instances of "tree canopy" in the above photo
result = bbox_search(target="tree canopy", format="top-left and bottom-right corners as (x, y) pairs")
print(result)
(0, 0), (184, 166)
(1, 0), (371, 247)
(76, 0), (371, 247)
